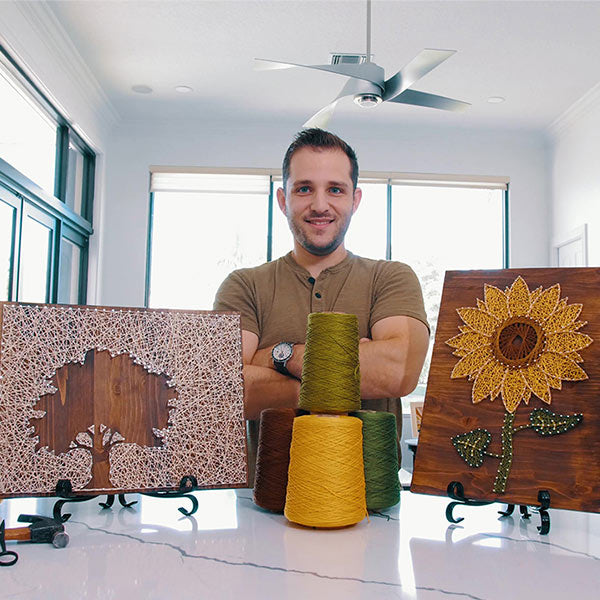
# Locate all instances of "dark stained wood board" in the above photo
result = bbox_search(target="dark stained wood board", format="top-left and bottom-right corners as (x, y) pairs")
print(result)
(411, 268), (600, 513)
(0, 302), (248, 497)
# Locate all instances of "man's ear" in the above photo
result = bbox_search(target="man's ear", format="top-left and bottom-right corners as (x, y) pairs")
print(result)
(276, 187), (287, 215)
(352, 187), (362, 214)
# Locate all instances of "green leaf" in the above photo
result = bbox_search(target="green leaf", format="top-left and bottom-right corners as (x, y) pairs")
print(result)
(452, 429), (492, 467)
(529, 407), (583, 436)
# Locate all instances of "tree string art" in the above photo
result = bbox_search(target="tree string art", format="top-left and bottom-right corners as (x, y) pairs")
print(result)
(0, 303), (247, 497)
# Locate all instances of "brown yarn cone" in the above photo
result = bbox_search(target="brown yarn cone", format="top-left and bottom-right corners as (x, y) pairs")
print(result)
(253, 408), (297, 512)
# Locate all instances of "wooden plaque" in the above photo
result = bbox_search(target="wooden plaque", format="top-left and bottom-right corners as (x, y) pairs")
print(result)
(0, 302), (247, 497)
(411, 269), (600, 513)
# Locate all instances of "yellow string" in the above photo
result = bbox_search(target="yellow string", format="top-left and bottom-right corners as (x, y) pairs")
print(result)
(284, 415), (366, 528)
(299, 312), (361, 413)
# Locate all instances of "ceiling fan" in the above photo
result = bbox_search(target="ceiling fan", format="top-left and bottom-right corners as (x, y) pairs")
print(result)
(255, 0), (470, 128)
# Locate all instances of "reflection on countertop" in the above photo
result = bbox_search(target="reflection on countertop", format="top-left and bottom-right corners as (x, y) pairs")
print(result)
(1, 490), (598, 599)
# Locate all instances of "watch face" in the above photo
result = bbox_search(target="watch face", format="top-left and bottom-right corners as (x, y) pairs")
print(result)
(273, 342), (293, 361)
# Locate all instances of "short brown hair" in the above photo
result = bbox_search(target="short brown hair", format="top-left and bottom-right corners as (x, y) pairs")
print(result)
(282, 128), (359, 190)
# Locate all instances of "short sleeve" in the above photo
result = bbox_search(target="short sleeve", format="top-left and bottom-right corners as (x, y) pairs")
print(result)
(370, 262), (430, 332)
(213, 270), (260, 336)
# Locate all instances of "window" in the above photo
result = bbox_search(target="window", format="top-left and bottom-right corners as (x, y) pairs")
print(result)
(148, 172), (270, 310)
(0, 46), (95, 305)
(148, 170), (507, 409)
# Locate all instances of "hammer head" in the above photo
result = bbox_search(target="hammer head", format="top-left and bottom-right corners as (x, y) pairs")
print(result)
(17, 515), (68, 547)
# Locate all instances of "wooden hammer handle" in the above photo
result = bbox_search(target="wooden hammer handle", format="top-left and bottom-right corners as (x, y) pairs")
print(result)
(3, 526), (31, 542)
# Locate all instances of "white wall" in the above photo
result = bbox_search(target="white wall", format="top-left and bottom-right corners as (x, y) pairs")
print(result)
(101, 117), (550, 307)
(550, 86), (600, 266)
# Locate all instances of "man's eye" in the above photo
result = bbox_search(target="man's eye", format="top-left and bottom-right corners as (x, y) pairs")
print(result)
(330, 187), (342, 194)
(297, 186), (310, 193)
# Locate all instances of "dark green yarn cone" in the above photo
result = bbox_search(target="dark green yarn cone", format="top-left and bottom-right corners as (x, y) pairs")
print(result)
(351, 410), (400, 510)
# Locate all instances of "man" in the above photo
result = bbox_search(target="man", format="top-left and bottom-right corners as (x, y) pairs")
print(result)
(214, 128), (430, 477)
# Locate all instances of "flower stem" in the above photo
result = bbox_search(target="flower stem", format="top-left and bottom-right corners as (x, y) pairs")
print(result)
(493, 411), (515, 494)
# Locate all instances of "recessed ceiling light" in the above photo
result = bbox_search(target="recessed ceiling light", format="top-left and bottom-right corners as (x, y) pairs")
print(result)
(132, 84), (153, 94)
(175, 85), (193, 94)
(487, 96), (505, 104)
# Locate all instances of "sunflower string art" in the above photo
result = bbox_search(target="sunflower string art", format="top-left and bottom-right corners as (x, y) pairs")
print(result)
(447, 276), (592, 494)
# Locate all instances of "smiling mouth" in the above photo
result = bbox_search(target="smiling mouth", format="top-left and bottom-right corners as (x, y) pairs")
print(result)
(305, 218), (334, 228)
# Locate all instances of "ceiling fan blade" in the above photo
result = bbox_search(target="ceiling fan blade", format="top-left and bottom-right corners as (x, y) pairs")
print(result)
(303, 78), (379, 129)
(256, 58), (385, 88)
(383, 49), (456, 101)
(303, 101), (340, 129)
(388, 89), (470, 112)
(254, 58), (303, 71)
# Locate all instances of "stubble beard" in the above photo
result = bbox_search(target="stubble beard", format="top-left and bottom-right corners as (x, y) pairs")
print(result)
(288, 214), (352, 257)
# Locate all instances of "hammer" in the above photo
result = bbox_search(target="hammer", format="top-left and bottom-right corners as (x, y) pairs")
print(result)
(3, 515), (69, 548)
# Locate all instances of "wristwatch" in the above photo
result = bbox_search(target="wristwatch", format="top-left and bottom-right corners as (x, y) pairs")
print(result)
(272, 342), (295, 376)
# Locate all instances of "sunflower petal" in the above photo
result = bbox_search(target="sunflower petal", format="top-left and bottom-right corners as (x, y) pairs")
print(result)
(456, 308), (498, 336)
(544, 304), (583, 334)
(522, 388), (532, 405)
(572, 320), (588, 331)
(568, 351), (584, 363)
(538, 352), (588, 381)
(546, 373), (562, 390)
(451, 346), (493, 379)
(477, 299), (486, 310)
(530, 286), (543, 303)
(522, 364), (551, 403)
(508, 276), (531, 317)
(546, 331), (593, 354)
(446, 331), (490, 352)
(484, 284), (509, 321)
(501, 369), (527, 413)
(472, 360), (505, 403)
(528, 284), (561, 323)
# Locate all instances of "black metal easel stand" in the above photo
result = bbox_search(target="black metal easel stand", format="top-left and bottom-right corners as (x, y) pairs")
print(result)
(445, 481), (552, 535)
(52, 475), (200, 522)
(53, 479), (99, 522)
(140, 475), (199, 516)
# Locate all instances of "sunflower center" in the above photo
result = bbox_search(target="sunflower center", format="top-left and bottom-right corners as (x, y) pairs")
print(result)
(493, 316), (545, 367)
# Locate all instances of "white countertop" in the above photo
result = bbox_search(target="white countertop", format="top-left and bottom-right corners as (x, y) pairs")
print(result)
(1, 489), (598, 599)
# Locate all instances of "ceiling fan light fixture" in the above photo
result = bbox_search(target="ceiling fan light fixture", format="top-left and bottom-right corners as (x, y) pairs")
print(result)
(353, 93), (382, 108)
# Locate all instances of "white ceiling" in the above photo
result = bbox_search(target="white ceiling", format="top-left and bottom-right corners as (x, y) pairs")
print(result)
(46, 0), (600, 130)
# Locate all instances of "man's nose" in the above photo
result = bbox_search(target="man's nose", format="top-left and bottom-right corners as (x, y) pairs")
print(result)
(310, 189), (329, 213)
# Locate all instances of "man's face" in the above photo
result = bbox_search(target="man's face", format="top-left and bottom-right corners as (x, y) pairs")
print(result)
(277, 147), (361, 256)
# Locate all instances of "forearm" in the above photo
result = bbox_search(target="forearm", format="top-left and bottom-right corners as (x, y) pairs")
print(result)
(242, 364), (301, 420)
(358, 316), (430, 399)
(358, 338), (425, 399)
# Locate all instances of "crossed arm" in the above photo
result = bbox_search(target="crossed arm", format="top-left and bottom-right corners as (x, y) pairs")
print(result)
(240, 315), (430, 420)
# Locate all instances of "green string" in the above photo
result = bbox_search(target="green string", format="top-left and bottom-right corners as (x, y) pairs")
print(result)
(351, 410), (400, 510)
(299, 313), (361, 413)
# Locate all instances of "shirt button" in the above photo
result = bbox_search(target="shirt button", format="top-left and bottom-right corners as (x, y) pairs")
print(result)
(315, 292), (322, 298)
(308, 277), (315, 284)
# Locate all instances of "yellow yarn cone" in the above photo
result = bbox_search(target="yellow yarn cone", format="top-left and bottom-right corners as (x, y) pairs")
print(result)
(284, 415), (366, 528)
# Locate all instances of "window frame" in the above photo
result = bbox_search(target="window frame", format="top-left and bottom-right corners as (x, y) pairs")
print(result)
(0, 44), (95, 305)
(146, 168), (510, 306)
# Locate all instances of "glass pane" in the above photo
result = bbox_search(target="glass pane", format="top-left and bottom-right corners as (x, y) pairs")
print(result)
(344, 181), (387, 259)
(18, 215), (52, 303)
(271, 178), (292, 260)
(65, 143), (84, 215)
(391, 185), (504, 409)
(0, 200), (15, 301)
(0, 68), (57, 194)
(149, 190), (269, 310)
(58, 238), (81, 304)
